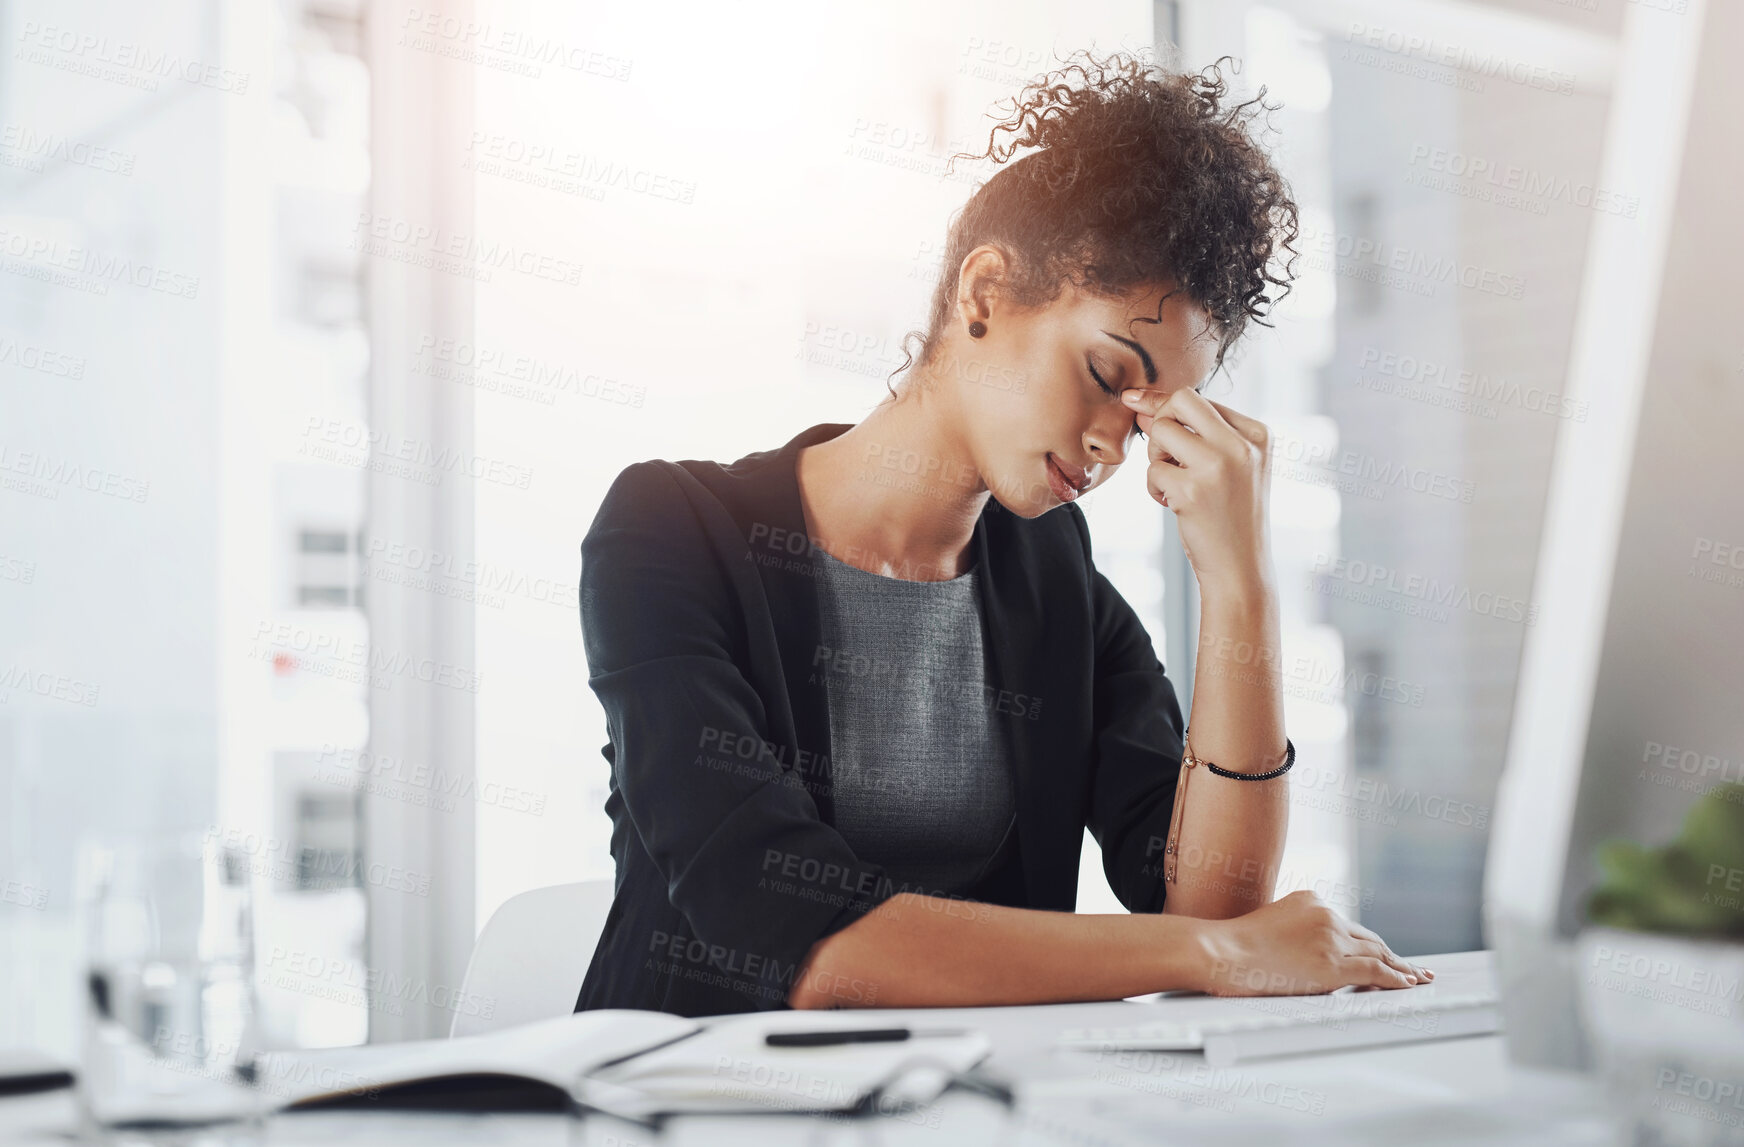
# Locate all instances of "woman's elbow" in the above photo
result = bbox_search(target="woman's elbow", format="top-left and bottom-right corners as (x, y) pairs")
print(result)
(786, 934), (875, 1009)
(785, 896), (919, 1009)
(786, 938), (831, 1009)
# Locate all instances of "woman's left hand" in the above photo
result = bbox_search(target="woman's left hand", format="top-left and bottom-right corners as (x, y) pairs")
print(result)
(1120, 387), (1274, 590)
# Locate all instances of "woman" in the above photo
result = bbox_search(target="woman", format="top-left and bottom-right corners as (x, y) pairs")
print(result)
(577, 52), (1431, 1017)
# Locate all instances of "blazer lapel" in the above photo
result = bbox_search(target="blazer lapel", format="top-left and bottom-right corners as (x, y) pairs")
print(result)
(730, 423), (851, 823)
(974, 503), (1084, 910)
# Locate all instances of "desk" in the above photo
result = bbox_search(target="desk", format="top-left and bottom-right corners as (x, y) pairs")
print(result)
(1, 955), (1620, 1146)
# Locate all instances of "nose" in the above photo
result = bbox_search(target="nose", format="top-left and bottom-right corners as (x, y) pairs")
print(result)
(1085, 418), (1131, 469)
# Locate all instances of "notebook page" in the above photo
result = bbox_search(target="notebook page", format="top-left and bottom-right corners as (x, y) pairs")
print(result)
(259, 1009), (698, 1108)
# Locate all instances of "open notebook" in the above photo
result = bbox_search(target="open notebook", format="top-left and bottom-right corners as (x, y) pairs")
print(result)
(257, 1009), (990, 1120)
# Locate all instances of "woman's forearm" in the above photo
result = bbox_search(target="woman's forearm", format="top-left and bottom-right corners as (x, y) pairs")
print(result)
(789, 892), (1214, 1008)
(790, 883), (1434, 1009)
(1161, 576), (1290, 920)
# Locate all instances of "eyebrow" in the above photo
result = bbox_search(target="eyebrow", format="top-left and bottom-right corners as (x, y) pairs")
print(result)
(1099, 331), (1157, 386)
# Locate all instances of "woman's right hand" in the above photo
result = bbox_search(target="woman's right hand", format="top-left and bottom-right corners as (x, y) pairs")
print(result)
(1194, 890), (1435, 996)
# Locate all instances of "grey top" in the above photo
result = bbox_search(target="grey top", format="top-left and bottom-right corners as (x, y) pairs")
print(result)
(810, 546), (1017, 897)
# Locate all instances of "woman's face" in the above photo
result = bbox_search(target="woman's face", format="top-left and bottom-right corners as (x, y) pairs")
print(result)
(942, 263), (1222, 518)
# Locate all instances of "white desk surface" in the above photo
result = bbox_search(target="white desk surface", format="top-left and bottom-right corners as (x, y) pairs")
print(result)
(1, 951), (1621, 1147)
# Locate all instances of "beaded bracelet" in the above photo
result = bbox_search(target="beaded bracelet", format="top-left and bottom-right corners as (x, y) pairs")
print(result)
(1196, 734), (1296, 781)
(1161, 729), (1295, 886)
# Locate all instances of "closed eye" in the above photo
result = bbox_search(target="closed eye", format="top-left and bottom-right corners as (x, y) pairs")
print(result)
(1090, 358), (1149, 441)
(1087, 355), (1116, 397)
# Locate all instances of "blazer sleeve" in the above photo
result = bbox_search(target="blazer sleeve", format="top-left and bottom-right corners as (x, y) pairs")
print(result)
(1068, 506), (1187, 914)
(580, 461), (897, 1009)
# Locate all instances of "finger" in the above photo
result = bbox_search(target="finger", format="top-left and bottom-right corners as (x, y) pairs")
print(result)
(1152, 387), (1248, 451)
(1144, 415), (1217, 471)
(1143, 461), (1178, 511)
(1118, 386), (1170, 422)
(1345, 922), (1422, 980)
(1202, 397), (1270, 449)
(1119, 387), (1228, 448)
(1352, 938), (1418, 983)
(1348, 957), (1416, 991)
(1344, 919), (1388, 947)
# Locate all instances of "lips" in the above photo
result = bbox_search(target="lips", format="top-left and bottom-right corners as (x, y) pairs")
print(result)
(1047, 454), (1091, 496)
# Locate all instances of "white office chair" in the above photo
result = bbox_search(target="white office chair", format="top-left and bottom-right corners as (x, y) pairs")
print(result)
(450, 879), (617, 1038)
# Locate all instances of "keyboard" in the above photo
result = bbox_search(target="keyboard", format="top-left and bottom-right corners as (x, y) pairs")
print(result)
(1057, 968), (1501, 1067)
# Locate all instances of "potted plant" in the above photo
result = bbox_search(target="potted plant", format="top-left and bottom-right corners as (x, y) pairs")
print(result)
(1577, 782), (1744, 1145)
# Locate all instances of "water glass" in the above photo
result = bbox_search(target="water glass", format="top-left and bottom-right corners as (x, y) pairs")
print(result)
(76, 831), (263, 1144)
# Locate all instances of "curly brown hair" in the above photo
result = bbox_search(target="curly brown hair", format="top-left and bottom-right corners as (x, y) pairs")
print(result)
(896, 49), (1300, 395)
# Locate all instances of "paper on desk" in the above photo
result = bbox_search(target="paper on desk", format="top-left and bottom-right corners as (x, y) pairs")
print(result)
(581, 1012), (991, 1119)
(256, 1009), (699, 1109)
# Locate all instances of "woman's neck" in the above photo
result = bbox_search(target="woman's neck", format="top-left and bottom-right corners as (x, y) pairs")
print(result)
(795, 387), (990, 581)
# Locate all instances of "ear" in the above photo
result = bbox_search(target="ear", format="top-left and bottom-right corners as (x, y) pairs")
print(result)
(953, 245), (1009, 333)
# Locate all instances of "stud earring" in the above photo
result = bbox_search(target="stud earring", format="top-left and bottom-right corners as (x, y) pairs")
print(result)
(968, 321), (987, 339)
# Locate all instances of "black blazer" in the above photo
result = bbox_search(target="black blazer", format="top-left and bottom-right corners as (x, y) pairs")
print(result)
(574, 421), (1187, 1017)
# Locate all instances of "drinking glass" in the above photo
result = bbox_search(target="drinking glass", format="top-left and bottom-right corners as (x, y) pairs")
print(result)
(76, 830), (264, 1144)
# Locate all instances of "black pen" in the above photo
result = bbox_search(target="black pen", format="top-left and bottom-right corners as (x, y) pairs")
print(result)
(764, 1026), (969, 1048)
